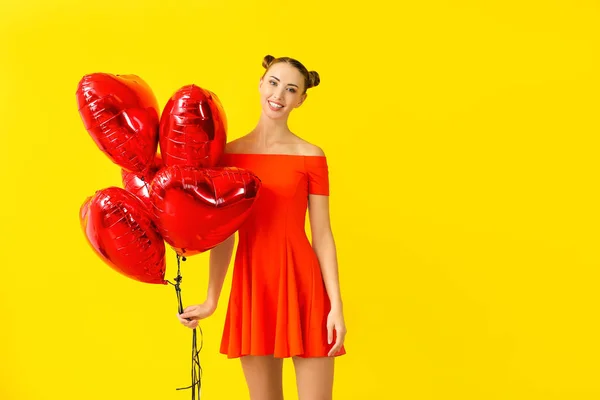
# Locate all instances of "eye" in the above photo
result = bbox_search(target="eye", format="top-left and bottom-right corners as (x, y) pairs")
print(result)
(269, 80), (277, 86)
(287, 88), (296, 93)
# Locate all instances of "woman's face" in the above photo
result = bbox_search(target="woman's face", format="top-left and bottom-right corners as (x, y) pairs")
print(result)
(259, 62), (307, 120)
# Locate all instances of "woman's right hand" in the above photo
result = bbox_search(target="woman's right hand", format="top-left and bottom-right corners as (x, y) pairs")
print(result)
(177, 300), (216, 329)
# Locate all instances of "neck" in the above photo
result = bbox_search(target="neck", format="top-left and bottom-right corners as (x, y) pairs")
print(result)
(249, 112), (292, 146)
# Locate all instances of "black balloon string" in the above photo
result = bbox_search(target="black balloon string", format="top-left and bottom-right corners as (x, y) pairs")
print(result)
(167, 253), (203, 399)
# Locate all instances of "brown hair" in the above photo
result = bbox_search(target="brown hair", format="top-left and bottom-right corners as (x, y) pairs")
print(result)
(262, 55), (320, 93)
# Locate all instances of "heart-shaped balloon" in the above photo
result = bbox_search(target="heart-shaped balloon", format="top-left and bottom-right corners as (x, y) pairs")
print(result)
(159, 85), (227, 169)
(150, 165), (261, 256)
(80, 187), (167, 285)
(121, 154), (164, 211)
(76, 73), (160, 174)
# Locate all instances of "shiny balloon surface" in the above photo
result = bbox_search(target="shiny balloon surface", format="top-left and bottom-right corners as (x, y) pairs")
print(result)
(121, 154), (164, 211)
(150, 165), (261, 256)
(159, 85), (227, 168)
(80, 187), (167, 284)
(76, 73), (160, 173)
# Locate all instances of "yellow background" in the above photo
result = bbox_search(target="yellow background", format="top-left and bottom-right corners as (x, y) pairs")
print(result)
(1, 0), (599, 399)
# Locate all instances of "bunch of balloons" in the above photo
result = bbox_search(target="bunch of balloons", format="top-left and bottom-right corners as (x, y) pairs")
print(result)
(76, 73), (261, 285)
(75, 73), (261, 399)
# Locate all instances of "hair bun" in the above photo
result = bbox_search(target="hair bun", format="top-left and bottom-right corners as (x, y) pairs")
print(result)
(308, 71), (320, 88)
(262, 55), (275, 69)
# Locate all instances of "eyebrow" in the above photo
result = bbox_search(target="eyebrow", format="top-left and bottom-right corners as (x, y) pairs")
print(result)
(270, 76), (299, 88)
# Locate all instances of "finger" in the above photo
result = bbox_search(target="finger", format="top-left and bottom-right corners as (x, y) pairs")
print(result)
(182, 305), (196, 313)
(327, 337), (337, 356)
(328, 343), (339, 357)
(329, 335), (341, 355)
(181, 319), (195, 328)
(179, 311), (195, 320)
(327, 324), (333, 344)
(177, 314), (187, 323)
(328, 342), (342, 357)
(334, 334), (343, 351)
(182, 318), (197, 328)
(329, 330), (344, 357)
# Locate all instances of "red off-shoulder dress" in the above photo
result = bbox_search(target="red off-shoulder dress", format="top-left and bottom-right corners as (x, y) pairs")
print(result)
(219, 153), (346, 359)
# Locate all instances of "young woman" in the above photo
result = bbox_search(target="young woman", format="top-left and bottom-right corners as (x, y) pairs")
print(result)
(177, 55), (347, 400)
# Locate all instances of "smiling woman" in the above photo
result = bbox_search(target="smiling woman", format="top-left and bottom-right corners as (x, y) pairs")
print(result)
(259, 55), (320, 118)
(176, 54), (346, 400)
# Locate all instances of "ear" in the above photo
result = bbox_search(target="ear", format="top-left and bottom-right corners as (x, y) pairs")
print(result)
(296, 93), (308, 108)
(259, 77), (263, 90)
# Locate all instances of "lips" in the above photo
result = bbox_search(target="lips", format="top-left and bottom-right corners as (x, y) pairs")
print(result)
(268, 100), (284, 111)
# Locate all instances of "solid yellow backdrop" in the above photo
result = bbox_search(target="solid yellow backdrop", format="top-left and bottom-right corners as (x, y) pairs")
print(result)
(1, 0), (600, 399)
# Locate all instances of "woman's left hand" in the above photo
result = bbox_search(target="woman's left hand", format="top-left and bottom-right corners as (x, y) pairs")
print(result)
(177, 300), (216, 329)
(326, 307), (347, 357)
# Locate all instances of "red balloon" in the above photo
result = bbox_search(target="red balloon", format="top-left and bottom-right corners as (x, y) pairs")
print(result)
(80, 187), (167, 285)
(159, 85), (227, 169)
(76, 73), (160, 174)
(150, 165), (261, 256)
(121, 154), (163, 211)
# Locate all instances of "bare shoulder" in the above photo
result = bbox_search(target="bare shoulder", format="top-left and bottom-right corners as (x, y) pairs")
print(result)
(292, 136), (326, 156)
(225, 136), (251, 154)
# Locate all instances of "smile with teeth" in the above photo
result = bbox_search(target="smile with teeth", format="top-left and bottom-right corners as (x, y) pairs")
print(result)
(268, 101), (284, 109)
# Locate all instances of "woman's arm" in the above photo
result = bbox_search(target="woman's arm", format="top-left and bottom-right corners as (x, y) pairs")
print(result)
(177, 234), (235, 328)
(206, 233), (236, 309)
(308, 194), (343, 311)
(309, 194), (347, 355)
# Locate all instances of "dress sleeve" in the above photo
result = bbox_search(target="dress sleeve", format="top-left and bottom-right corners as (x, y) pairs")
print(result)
(305, 156), (330, 196)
